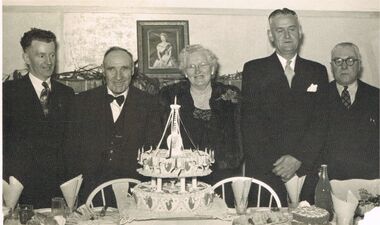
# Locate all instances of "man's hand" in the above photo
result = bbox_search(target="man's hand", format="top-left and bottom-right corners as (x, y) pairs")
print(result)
(272, 155), (301, 181)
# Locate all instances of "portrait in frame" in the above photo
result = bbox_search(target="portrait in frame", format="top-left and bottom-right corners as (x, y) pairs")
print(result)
(137, 20), (189, 79)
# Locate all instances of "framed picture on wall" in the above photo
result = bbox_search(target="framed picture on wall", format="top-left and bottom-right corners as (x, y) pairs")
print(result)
(137, 20), (189, 79)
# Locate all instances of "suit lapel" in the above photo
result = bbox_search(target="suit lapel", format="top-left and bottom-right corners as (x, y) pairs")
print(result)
(350, 80), (365, 110)
(101, 87), (114, 125)
(48, 80), (63, 119)
(122, 87), (141, 144)
(86, 87), (112, 146)
(23, 74), (46, 119)
(293, 56), (310, 91)
(268, 53), (289, 90)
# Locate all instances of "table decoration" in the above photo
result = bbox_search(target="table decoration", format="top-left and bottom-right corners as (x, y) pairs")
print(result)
(285, 175), (305, 209)
(232, 178), (252, 215)
(60, 175), (83, 212)
(331, 191), (358, 225)
(330, 179), (380, 217)
(3, 176), (24, 210)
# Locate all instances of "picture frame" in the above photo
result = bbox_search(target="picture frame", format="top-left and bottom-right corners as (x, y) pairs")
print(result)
(137, 20), (189, 79)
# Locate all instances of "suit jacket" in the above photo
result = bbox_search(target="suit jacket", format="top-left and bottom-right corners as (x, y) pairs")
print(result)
(241, 52), (329, 204)
(3, 74), (74, 208)
(66, 85), (162, 204)
(322, 80), (379, 179)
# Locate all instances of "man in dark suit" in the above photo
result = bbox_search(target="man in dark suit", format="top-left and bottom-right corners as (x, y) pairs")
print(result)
(3, 28), (75, 208)
(67, 47), (162, 205)
(322, 42), (379, 179)
(241, 8), (329, 205)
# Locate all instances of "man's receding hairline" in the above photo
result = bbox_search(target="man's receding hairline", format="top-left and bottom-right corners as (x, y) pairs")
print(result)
(331, 43), (361, 60)
(103, 49), (133, 64)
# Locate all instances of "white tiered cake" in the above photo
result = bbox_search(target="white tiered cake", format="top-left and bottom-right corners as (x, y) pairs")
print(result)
(132, 97), (216, 213)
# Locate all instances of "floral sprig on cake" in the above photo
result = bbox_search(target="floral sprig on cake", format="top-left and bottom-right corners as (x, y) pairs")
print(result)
(216, 89), (239, 103)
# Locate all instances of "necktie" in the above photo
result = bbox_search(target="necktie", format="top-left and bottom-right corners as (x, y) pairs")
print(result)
(107, 94), (125, 106)
(40, 82), (50, 116)
(341, 86), (351, 109)
(284, 60), (295, 87)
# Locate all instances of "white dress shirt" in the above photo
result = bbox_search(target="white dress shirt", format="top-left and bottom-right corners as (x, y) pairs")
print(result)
(29, 73), (51, 98)
(107, 88), (128, 122)
(277, 53), (297, 71)
(336, 81), (358, 104)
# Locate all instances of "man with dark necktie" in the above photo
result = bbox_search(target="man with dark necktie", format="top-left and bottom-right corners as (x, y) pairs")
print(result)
(3, 28), (75, 208)
(66, 47), (162, 205)
(321, 42), (379, 179)
(241, 8), (329, 205)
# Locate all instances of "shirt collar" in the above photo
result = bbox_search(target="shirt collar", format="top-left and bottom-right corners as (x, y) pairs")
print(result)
(107, 87), (128, 99)
(276, 53), (297, 70)
(29, 73), (51, 88)
(29, 73), (51, 97)
(336, 80), (358, 95)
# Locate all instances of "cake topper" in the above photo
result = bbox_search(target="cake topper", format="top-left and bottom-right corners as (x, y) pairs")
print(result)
(157, 96), (190, 158)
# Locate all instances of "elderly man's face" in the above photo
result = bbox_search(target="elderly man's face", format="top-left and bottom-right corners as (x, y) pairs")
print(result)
(103, 50), (134, 95)
(268, 14), (302, 58)
(185, 51), (214, 89)
(22, 40), (56, 81)
(331, 46), (361, 86)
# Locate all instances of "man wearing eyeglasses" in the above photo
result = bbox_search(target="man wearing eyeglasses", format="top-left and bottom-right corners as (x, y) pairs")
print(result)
(322, 42), (379, 180)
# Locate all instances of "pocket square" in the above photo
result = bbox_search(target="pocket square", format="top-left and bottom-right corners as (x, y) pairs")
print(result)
(307, 83), (318, 92)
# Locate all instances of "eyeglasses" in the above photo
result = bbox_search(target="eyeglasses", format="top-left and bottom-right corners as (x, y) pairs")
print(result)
(185, 63), (210, 74)
(332, 57), (359, 66)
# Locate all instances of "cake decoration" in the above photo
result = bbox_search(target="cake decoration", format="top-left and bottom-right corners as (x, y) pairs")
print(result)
(132, 97), (216, 213)
(292, 206), (329, 224)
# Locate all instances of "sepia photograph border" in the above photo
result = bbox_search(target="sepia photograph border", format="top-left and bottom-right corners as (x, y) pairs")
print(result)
(137, 20), (189, 79)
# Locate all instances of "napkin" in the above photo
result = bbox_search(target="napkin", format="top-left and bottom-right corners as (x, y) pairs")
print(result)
(232, 178), (252, 205)
(285, 175), (305, 204)
(358, 207), (380, 225)
(331, 190), (358, 224)
(60, 174), (83, 209)
(3, 176), (24, 209)
(53, 215), (66, 225)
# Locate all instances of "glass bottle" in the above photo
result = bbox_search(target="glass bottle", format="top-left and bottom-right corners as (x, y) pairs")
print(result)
(315, 164), (334, 221)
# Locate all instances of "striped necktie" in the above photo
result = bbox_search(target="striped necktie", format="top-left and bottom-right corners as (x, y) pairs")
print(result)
(284, 60), (295, 87)
(341, 86), (351, 109)
(40, 82), (50, 116)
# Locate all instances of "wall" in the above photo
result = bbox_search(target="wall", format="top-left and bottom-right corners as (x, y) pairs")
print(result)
(3, 0), (380, 12)
(3, 5), (380, 87)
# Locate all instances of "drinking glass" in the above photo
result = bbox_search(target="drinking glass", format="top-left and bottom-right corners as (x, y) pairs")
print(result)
(19, 204), (34, 224)
(287, 194), (299, 212)
(234, 198), (248, 215)
(336, 215), (353, 225)
(51, 197), (66, 216)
